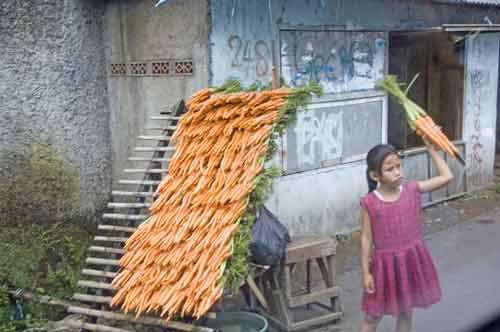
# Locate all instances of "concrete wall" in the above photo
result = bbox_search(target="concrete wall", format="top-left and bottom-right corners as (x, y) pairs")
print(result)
(267, 161), (368, 235)
(104, 0), (210, 184)
(210, 0), (500, 235)
(0, 0), (110, 213)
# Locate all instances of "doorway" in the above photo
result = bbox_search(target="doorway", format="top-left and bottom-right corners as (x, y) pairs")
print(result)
(388, 31), (465, 150)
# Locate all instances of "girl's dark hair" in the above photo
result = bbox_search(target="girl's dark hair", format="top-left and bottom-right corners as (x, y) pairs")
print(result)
(366, 144), (397, 193)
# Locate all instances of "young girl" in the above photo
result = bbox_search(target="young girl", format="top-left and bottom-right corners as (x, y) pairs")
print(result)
(359, 140), (454, 332)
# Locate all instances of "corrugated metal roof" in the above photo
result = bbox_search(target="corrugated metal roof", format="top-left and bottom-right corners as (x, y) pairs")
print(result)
(442, 23), (500, 31)
(434, 0), (500, 7)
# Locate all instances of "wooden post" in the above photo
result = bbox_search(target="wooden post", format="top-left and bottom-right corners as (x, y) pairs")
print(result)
(7, 289), (75, 309)
(246, 275), (270, 310)
(66, 320), (134, 332)
(67, 306), (214, 332)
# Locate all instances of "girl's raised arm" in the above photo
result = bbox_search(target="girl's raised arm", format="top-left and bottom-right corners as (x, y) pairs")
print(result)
(418, 139), (454, 193)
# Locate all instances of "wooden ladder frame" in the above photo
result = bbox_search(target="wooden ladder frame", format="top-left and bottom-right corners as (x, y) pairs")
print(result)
(69, 101), (216, 332)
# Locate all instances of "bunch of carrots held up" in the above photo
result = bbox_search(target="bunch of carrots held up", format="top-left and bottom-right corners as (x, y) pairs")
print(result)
(377, 74), (465, 165)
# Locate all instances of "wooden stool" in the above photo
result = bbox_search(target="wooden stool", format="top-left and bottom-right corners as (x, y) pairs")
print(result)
(257, 236), (343, 331)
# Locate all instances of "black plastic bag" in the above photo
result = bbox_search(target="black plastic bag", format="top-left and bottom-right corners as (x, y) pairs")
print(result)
(250, 206), (291, 266)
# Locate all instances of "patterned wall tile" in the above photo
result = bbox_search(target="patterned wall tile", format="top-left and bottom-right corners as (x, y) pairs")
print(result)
(109, 59), (193, 77)
(110, 63), (127, 76)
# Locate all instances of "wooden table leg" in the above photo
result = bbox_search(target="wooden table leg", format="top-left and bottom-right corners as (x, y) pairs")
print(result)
(326, 254), (341, 311)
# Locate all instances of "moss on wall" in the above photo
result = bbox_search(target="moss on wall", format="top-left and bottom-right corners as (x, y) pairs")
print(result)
(0, 142), (83, 226)
(0, 143), (95, 328)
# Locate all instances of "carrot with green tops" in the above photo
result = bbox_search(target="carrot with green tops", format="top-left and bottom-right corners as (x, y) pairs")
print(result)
(110, 87), (302, 320)
(377, 74), (465, 165)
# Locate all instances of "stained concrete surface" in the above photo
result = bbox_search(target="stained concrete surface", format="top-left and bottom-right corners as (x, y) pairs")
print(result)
(310, 159), (500, 332)
(333, 207), (500, 332)
(265, 164), (500, 332)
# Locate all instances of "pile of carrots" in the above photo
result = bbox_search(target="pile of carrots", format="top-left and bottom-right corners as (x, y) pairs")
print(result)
(110, 87), (293, 320)
(377, 75), (465, 165)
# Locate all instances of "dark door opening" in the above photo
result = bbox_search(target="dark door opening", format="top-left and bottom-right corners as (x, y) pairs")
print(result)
(388, 31), (465, 150)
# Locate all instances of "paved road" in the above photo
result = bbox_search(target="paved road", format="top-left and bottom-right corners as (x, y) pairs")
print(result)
(336, 208), (500, 332)
(408, 209), (500, 332)
(329, 163), (500, 331)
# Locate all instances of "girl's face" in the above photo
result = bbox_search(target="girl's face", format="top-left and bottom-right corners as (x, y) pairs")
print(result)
(375, 154), (403, 189)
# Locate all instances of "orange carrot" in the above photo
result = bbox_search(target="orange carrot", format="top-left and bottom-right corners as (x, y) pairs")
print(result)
(414, 117), (447, 151)
(422, 116), (460, 157)
(110, 87), (305, 320)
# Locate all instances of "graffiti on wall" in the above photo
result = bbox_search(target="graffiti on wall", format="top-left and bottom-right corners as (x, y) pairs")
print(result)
(293, 110), (343, 169)
(285, 99), (383, 173)
(227, 35), (271, 78)
(280, 30), (386, 94)
(468, 69), (488, 186)
(463, 34), (500, 190)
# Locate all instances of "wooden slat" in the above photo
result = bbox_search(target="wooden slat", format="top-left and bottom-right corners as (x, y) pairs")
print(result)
(65, 320), (133, 332)
(134, 146), (175, 152)
(94, 236), (128, 243)
(149, 115), (181, 121)
(77, 280), (117, 291)
(158, 107), (174, 113)
(441, 24), (500, 32)
(8, 289), (73, 308)
(86, 257), (120, 267)
(67, 306), (214, 332)
(98, 225), (137, 233)
(116, 180), (161, 186)
(246, 275), (269, 310)
(88, 246), (125, 255)
(71, 293), (112, 304)
(285, 236), (336, 264)
(111, 191), (156, 197)
(81, 269), (118, 279)
(287, 287), (340, 308)
(291, 312), (343, 331)
(107, 202), (151, 208)
(128, 157), (170, 162)
(145, 125), (177, 131)
(102, 213), (149, 220)
(123, 168), (168, 174)
(262, 310), (342, 332)
(72, 293), (113, 305)
(137, 135), (172, 141)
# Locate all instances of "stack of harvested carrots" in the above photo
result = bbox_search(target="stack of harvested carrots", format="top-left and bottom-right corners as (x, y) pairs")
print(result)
(110, 87), (293, 320)
(377, 74), (465, 165)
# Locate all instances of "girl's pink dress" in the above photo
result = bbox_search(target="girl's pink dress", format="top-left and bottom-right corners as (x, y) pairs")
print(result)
(360, 181), (441, 317)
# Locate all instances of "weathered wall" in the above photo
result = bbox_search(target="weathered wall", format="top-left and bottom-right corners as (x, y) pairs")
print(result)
(464, 33), (499, 191)
(210, 0), (500, 234)
(0, 0), (110, 214)
(267, 162), (368, 235)
(104, 0), (210, 184)
(210, 0), (500, 86)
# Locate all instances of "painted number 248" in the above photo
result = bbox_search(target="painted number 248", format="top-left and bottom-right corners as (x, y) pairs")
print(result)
(228, 35), (270, 77)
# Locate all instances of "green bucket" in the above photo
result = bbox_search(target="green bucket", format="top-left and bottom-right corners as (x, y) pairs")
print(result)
(203, 311), (268, 332)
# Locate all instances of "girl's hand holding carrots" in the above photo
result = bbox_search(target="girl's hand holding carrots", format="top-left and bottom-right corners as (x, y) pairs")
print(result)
(418, 136), (454, 193)
(422, 136), (435, 151)
(377, 75), (465, 165)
